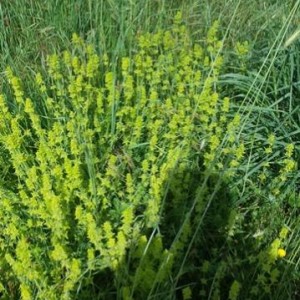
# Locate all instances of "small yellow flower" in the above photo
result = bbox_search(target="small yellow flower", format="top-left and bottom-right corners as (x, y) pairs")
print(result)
(277, 248), (286, 258)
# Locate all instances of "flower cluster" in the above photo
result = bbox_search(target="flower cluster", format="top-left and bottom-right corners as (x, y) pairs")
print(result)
(0, 11), (239, 300)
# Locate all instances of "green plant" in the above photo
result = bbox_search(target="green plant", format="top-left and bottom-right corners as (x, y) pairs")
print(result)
(0, 1), (299, 299)
(0, 11), (242, 299)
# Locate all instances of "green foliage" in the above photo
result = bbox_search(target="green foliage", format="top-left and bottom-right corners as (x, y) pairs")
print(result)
(0, 1), (299, 300)
(0, 11), (239, 299)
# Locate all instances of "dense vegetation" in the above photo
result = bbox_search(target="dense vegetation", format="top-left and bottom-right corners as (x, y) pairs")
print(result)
(0, 1), (299, 299)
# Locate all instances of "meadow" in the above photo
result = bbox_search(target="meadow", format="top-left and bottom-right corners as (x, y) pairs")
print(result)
(0, 0), (299, 299)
